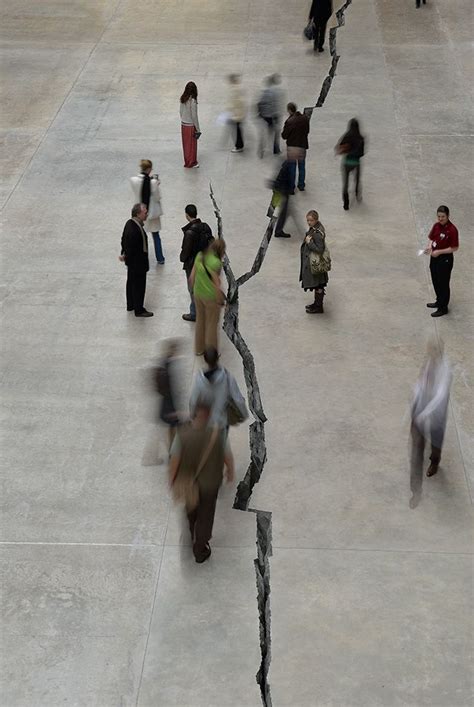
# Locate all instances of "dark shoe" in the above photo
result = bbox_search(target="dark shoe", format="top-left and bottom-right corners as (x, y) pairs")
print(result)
(275, 231), (291, 238)
(135, 310), (153, 317)
(306, 291), (324, 313)
(194, 544), (211, 563)
(318, 46), (324, 52)
(426, 302), (439, 308)
(182, 313), (196, 322)
(157, 260), (165, 265)
(343, 196), (349, 210)
(431, 308), (448, 317)
(297, 185), (305, 191)
(426, 464), (438, 477)
(305, 303), (319, 313)
(127, 306), (134, 311)
(289, 189), (295, 195)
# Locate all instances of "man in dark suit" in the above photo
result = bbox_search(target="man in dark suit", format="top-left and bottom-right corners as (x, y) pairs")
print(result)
(309, 0), (333, 53)
(120, 203), (153, 317)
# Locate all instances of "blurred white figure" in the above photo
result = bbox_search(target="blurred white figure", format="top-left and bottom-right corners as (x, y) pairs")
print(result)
(409, 339), (452, 508)
(227, 74), (246, 153)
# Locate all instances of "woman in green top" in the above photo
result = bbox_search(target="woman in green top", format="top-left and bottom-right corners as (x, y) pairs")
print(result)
(336, 118), (365, 211)
(189, 239), (226, 355)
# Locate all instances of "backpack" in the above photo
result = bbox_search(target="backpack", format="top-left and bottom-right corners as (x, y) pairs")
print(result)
(191, 222), (213, 254)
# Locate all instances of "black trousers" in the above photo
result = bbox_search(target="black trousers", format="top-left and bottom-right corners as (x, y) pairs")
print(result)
(313, 20), (328, 49)
(342, 163), (361, 204)
(126, 268), (147, 314)
(234, 122), (244, 150)
(187, 487), (219, 560)
(429, 254), (453, 309)
(275, 194), (289, 234)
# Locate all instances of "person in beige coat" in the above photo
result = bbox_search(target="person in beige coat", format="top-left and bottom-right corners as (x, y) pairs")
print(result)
(130, 159), (164, 264)
(228, 74), (246, 153)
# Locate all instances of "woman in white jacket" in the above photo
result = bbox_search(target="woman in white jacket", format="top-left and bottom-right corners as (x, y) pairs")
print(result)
(130, 159), (164, 264)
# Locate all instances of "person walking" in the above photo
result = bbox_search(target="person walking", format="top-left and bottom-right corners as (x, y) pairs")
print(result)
(180, 204), (213, 322)
(423, 205), (459, 318)
(189, 347), (248, 431)
(308, 0), (333, 52)
(300, 209), (330, 313)
(169, 400), (235, 563)
(228, 74), (246, 153)
(180, 82), (200, 168)
(415, 0), (427, 8)
(257, 74), (284, 157)
(336, 118), (365, 210)
(154, 339), (182, 451)
(119, 203), (153, 317)
(190, 240), (226, 355)
(130, 159), (164, 265)
(409, 339), (452, 508)
(272, 159), (295, 238)
(281, 102), (310, 191)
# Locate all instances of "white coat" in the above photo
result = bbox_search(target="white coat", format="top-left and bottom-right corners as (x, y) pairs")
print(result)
(130, 174), (163, 232)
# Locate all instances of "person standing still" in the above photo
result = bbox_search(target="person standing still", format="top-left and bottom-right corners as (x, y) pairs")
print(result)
(119, 204), (153, 317)
(180, 82), (200, 168)
(300, 210), (329, 313)
(130, 159), (165, 265)
(281, 103), (310, 191)
(228, 74), (246, 153)
(180, 205), (213, 322)
(309, 0), (333, 52)
(423, 205), (459, 317)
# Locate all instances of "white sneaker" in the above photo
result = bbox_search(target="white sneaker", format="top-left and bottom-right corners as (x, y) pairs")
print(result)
(192, 162), (200, 168)
(231, 148), (244, 153)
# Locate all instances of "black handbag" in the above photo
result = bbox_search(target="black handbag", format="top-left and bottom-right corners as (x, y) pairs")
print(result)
(303, 21), (315, 40)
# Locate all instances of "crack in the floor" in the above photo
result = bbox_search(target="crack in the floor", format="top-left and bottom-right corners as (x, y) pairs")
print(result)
(208, 4), (353, 703)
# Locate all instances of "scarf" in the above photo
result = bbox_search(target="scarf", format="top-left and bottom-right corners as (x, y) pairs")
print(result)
(140, 172), (151, 210)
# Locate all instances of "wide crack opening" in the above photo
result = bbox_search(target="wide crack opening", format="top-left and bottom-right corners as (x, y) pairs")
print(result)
(208, 5), (354, 702)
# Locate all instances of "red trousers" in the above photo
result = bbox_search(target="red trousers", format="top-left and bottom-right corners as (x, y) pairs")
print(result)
(181, 124), (198, 167)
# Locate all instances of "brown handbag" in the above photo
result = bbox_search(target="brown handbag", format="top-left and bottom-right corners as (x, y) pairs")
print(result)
(170, 426), (219, 510)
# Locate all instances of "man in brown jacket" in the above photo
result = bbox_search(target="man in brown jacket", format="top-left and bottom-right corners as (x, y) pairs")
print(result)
(281, 102), (310, 192)
(169, 401), (235, 563)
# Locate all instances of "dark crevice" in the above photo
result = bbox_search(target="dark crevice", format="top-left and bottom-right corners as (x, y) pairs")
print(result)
(208, 5), (353, 704)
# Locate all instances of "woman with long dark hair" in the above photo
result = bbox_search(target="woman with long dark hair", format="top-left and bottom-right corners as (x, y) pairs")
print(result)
(336, 118), (365, 210)
(180, 82), (200, 168)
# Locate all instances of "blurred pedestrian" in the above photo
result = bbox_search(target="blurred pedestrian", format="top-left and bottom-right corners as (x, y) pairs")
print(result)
(300, 210), (330, 313)
(308, 0), (333, 52)
(272, 159), (295, 238)
(335, 118), (365, 210)
(190, 240), (226, 355)
(169, 400), (235, 563)
(130, 159), (164, 265)
(281, 102), (310, 191)
(423, 205), (459, 318)
(409, 339), (452, 508)
(189, 347), (248, 430)
(119, 203), (153, 317)
(257, 74), (284, 157)
(154, 339), (182, 450)
(180, 82), (201, 168)
(415, 0), (426, 8)
(228, 74), (246, 153)
(180, 204), (213, 322)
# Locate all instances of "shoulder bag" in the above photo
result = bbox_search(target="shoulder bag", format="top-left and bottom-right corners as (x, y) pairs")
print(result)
(226, 371), (246, 426)
(309, 226), (332, 274)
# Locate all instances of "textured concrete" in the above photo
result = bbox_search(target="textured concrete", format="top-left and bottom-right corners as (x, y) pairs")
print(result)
(1, 0), (473, 705)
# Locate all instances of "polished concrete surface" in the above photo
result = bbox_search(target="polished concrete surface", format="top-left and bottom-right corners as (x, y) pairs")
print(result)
(1, 1), (473, 705)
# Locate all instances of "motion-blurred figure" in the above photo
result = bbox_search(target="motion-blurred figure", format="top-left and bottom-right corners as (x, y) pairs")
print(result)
(415, 0), (427, 8)
(169, 400), (235, 563)
(409, 339), (452, 508)
(272, 159), (296, 238)
(282, 102), (310, 192)
(228, 74), (246, 153)
(300, 210), (330, 313)
(308, 0), (333, 53)
(154, 339), (182, 450)
(335, 118), (365, 210)
(423, 205), (459, 318)
(130, 159), (164, 265)
(257, 74), (284, 157)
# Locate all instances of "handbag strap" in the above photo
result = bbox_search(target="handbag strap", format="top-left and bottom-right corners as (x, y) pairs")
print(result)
(193, 425), (219, 481)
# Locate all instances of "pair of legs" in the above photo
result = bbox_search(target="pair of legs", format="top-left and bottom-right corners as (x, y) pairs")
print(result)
(195, 296), (221, 354)
(312, 20), (328, 51)
(232, 121), (244, 150)
(342, 163), (361, 209)
(126, 268), (147, 315)
(306, 287), (326, 313)
(288, 158), (306, 191)
(187, 487), (219, 562)
(415, 0), (426, 7)
(410, 422), (442, 507)
(184, 272), (196, 320)
(151, 232), (165, 264)
(181, 123), (198, 167)
(259, 116), (281, 155)
(429, 255), (453, 312)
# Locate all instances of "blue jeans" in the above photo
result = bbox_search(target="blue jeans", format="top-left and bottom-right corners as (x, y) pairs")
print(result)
(152, 232), (165, 263)
(288, 159), (306, 190)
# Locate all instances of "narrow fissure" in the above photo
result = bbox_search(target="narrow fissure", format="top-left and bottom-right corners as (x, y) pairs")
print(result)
(208, 4), (353, 703)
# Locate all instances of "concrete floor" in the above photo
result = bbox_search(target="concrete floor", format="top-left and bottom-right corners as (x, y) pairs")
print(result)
(1, 1), (473, 706)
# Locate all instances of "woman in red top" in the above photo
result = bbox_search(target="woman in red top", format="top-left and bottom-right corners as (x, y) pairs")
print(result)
(423, 205), (459, 317)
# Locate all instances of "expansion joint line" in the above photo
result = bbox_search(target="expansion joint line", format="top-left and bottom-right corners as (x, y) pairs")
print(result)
(208, 5), (353, 704)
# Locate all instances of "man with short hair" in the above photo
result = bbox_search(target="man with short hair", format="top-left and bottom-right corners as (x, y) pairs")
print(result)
(120, 203), (153, 317)
(180, 204), (213, 322)
(281, 102), (310, 192)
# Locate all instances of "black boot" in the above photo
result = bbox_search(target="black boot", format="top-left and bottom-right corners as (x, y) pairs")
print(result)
(306, 290), (324, 313)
